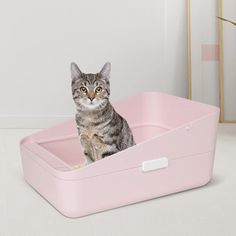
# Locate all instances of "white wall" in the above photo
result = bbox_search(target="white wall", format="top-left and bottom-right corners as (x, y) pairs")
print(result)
(0, 0), (187, 128)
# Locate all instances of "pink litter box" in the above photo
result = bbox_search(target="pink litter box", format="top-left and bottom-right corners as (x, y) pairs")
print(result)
(20, 92), (220, 217)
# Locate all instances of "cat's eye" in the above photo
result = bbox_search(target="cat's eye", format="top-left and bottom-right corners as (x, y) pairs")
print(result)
(95, 87), (102, 93)
(80, 87), (87, 93)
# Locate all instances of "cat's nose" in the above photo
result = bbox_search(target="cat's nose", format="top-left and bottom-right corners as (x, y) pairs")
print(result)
(88, 97), (94, 101)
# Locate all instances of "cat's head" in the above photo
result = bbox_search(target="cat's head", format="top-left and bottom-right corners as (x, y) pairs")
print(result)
(71, 62), (111, 111)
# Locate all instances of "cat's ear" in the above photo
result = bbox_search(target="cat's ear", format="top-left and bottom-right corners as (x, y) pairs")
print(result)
(71, 62), (82, 80)
(100, 62), (111, 79)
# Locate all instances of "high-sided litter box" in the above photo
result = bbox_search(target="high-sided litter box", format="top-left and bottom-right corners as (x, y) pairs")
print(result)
(20, 92), (220, 218)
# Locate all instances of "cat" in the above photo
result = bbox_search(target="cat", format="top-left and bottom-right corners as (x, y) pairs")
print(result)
(71, 62), (136, 162)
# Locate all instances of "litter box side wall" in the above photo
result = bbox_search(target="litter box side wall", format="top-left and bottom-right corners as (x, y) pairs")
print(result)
(20, 146), (86, 216)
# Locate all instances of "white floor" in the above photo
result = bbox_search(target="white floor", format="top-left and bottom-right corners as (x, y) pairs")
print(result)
(0, 125), (236, 236)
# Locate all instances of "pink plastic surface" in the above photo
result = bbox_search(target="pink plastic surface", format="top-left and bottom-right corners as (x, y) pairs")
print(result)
(20, 92), (220, 217)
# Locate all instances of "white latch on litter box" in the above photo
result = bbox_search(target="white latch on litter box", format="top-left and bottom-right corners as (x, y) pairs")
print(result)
(142, 157), (168, 172)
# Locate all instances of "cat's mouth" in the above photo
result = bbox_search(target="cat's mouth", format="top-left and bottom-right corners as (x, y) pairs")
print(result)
(77, 98), (107, 110)
(81, 99), (101, 109)
(88, 102), (98, 107)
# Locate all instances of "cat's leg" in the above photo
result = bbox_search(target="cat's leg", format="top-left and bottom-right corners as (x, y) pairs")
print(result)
(92, 134), (120, 159)
(101, 150), (117, 158)
(91, 135), (105, 161)
(84, 151), (94, 164)
(80, 134), (94, 161)
(100, 143), (119, 159)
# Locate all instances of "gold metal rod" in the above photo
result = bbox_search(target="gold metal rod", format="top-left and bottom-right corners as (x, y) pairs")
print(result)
(187, 0), (192, 100)
(218, 0), (225, 122)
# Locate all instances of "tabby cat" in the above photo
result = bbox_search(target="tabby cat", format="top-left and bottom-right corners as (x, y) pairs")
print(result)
(71, 62), (135, 162)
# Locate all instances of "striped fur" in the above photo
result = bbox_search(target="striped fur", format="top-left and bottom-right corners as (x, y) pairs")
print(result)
(71, 62), (135, 162)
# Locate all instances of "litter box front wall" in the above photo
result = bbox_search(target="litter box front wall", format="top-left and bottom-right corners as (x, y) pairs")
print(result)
(21, 141), (215, 218)
(58, 152), (214, 218)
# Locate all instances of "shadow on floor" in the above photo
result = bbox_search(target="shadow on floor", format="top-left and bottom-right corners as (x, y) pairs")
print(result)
(205, 174), (224, 188)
